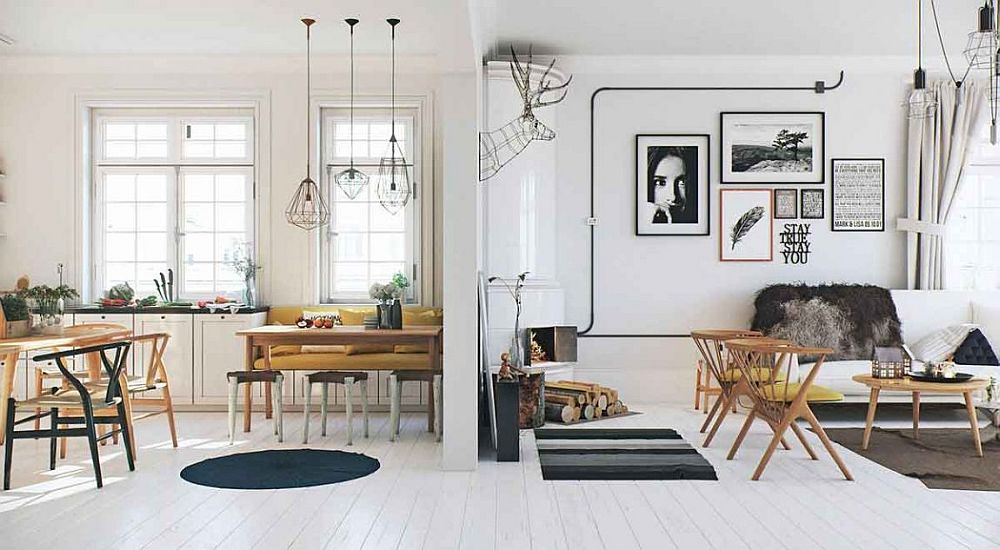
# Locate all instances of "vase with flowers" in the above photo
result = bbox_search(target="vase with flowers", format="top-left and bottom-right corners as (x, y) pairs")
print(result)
(24, 284), (78, 334)
(229, 244), (262, 308)
(369, 280), (402, 329)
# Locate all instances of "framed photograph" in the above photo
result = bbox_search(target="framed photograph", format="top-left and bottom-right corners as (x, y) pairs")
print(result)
(720, 188), (773, 262)
(801, 188), (825, 219)
(831, 158), (885, 232)
(774, 188), (798, 219)
(720, 112), (825, 184)
(635, 134), (710, 236)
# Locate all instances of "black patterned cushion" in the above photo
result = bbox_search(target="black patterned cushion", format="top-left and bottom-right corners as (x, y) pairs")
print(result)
(952, 328), (999, 366)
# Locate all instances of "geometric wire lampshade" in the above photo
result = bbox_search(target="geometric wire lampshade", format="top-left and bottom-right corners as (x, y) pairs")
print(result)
(964, 30), (997, 70)
(334, 167), (369, 200)
(905, 87), (938, 120)
(285, 176), (330, 230)
(376, 137), (411, 215)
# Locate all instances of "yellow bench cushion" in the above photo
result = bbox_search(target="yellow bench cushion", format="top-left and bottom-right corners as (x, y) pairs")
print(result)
(719, 367), (785, 383)
(254, 352), (433, 371)
(395, 309), (444, 353)
(760, 382), (843, 403)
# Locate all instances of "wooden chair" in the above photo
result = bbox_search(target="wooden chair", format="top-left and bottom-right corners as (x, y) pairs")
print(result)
(693, 359), (721, 414)
(4, 341), (136, 490)
(724, 338), (852, 481)
(302, 371), (369, 446)
(691, 330), (789, 449)
(227, 370), (284, 444)
(389, 371), (442, 442)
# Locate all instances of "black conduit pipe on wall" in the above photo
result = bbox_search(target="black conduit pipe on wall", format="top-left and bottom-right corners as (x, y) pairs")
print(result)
(578, 71), (846, 339)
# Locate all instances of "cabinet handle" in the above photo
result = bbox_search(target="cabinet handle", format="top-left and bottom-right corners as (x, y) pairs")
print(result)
(160, 315), (166, 320)
(220, 315), (226, 319)
(100, 315), (106, 320)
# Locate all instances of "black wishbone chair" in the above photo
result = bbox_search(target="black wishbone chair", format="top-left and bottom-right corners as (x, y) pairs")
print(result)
(3, 341), (135, 490)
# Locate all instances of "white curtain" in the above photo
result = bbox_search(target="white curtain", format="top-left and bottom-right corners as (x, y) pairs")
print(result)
(900, 80), (987, 289)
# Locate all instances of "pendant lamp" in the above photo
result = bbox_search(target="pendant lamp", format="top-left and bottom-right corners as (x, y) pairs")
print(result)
(286, 18), (330, 230)
(906, 0), (938, 120)
(333, 18), (369, 200)
(376, 18), (411, 215)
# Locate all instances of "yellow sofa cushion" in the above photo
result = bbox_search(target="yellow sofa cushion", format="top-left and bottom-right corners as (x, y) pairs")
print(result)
(760, 382), (843, 403)
(338, 308), (393, 355)
(395, 309), (444, 353)
(270, 345), (302, 356)
(300, 345), (346, 354)
(254, 352), (434, 371)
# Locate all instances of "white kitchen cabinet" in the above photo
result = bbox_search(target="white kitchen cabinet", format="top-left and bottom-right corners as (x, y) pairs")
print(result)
(194, 312), (266, 404)
(136, 313), (195, 404)
(73, 312), (136, 374)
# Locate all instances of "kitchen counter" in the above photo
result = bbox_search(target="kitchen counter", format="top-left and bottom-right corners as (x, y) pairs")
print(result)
(67, 305), (270, 315)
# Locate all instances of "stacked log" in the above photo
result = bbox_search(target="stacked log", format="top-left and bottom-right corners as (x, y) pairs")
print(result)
(541, 380), (629, 424)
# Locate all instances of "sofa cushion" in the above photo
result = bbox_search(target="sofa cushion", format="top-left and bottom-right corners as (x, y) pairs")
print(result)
(253, 352), (434, 371)
(953, 328), (1000, 366)
(338, 308), (394, 355)
(909, 324), (976, 363)
(395, 309), (444, 353)
(300, 345), (347, 354)
(752, 284), (902, 361)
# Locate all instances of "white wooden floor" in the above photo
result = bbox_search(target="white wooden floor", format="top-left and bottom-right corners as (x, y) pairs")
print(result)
(1, 404), (999, 550)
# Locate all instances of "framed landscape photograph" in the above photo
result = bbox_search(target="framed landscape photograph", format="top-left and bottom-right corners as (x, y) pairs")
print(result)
(720, 188), (773, 262)
(831, 158), (885, 232)
(801, 188), (825, 219)
(635, 134), (710, 236)
(720, 112), (825, 184)
(774, 188), (798, 219)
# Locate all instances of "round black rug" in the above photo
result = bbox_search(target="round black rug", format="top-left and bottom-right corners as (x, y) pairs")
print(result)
(180, 449), (380, 490)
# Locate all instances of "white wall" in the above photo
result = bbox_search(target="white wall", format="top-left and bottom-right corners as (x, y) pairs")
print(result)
(0, 55), (444, 306)
(544, 56), (927, 403)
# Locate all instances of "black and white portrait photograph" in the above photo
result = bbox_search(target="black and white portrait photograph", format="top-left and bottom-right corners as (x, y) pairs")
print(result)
(774, 188), (798, 219)
(721, 112), (825, 184)
(801, 188), (825, 219)
(635, 134), (710, 236)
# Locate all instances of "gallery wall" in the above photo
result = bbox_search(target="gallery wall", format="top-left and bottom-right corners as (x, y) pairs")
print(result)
(0, 55), (448, 306)
(547, 56), (928, 403)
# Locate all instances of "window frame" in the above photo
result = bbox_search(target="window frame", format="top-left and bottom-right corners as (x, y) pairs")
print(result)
(317, 102), (424, 305)
(89, 108), (257, 301)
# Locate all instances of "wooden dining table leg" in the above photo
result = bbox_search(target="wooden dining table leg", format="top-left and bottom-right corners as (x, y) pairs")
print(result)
(862, 387), (879, 450)
(0, 351), (18, 445)
(86, 351), (109, 445)
(964, 391), (984, 458)
(427, 335), (439, 433)
(912, 390), (920, 440)
(264, 346), (272, 420)
(243, 337), (253, 433)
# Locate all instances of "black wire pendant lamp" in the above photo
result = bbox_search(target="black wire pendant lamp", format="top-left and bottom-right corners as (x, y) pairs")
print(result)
(333, 18), (369, 200)
(964, 1), (1000, 143)
(376, 18), (411, 216)
(286, 18), (330, 230)
(906, 0), (938, 120)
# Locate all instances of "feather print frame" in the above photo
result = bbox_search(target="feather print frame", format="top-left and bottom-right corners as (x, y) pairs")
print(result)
(720, 188), (773, 262)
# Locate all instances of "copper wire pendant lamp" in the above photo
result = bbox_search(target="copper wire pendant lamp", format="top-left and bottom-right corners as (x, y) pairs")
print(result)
(286, 18), (330, 230)
(376, 18), (411, 215)
(332, 18), (369, 200)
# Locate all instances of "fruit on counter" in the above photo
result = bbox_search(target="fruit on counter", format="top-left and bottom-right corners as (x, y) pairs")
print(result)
(100, 298), (128, 307)
(214, 296), (232, 304)
(323, 318), (334, 329)
(296, 319), (309, 329)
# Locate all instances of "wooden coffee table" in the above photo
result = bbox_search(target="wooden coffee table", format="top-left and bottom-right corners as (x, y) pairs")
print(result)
(852, 374), (990, 457)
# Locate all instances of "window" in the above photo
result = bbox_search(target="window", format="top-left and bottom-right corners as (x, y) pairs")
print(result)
(946, 125), (1000, 290)
(319, 107), (420, 303)
(91, 110), (254, 299)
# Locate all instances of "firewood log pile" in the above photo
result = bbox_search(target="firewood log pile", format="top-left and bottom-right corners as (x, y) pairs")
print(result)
(543, 380), (628, 424)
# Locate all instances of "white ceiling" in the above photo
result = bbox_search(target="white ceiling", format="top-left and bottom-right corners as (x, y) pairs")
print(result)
(491, 0), (984, 56)
(0, 0), (470, 56)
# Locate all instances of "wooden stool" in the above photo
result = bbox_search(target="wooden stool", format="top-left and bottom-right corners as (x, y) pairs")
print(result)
(302, 371), (369, 446)
(389, 371), (442, 442)
(227, 370), (284, 444)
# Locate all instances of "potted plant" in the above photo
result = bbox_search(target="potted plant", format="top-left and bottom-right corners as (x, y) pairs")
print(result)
(24, 284), (78, 334)
(1, 293), (31, 337)
(229, 244), (262, 308)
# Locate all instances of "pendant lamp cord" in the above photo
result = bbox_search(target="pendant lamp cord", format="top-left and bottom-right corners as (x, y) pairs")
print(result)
(390, 20), (397, 162)
(306, 20), (312, 176)
(929, 0), (973, 87)
(349, 21), (355, 171)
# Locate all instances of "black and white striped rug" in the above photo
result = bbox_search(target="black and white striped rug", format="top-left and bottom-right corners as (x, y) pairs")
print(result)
(534, 427), (717, 481)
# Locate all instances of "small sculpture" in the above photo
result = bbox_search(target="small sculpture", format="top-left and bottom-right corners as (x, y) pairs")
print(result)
(479, 46), (572, 181)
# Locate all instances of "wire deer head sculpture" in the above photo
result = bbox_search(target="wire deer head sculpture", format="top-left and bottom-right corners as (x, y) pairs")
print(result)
(479, 46), (572, 181)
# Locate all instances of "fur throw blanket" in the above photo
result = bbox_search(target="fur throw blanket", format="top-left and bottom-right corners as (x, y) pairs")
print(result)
(751, 284), (903, 361)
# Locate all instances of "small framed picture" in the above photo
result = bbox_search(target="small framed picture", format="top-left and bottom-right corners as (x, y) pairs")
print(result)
(720, 188), (773, 262)
(801, 188), (825, 219)
(774, 188), (798, 219)
(831, 158), (885, 232)
(720, 112), (825, 184)
(635, 134), (711, 236)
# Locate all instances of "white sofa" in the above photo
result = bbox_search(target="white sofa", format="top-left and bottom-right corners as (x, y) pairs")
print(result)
(798, 290), (1000, 402)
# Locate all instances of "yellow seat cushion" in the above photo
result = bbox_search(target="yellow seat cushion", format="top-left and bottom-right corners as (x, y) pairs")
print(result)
(270, 345), (302, 356)
(254, 352), (433, 371)
(395, 309), (444, 353)
(338, 308), (394, 355)
(719, 367), (785, 383)
(760, 382), (843, 403)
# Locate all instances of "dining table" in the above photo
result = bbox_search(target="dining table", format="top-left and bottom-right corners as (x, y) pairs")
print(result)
(0, 324), (133, 444)
(236, 325), (444, 433)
